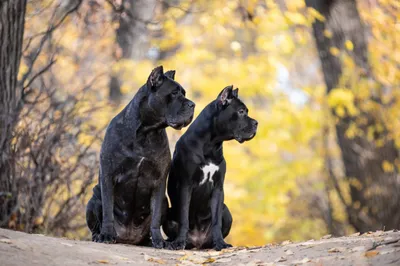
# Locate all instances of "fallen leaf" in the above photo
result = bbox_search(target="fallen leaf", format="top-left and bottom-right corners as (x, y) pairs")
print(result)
(179, 254), (189, 261)
(0, 239), (12, 244)
(274, 256), (287, 262)
(60, 242), (73, 247)
(350, 232), (360, 237)
(321, 234), (332, 239)
(281, 240), (292, 245)
(285, 249), (294, 255)
(144, 254), (166, 264)
(96, 260), (109, 264)
(293, 257), (311, 264)
(300, 240), (316, 247)
(203, 257), (216, 263)
(365, 250), (379, 258)
(328, 247), (346, 253)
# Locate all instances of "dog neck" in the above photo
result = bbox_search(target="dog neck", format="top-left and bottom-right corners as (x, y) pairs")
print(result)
(185, 101), (230, 158)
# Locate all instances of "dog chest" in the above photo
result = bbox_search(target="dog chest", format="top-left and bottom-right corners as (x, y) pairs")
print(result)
(199, 163), (219, 185)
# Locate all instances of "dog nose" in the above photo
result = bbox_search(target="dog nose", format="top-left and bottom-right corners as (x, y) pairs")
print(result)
(187, 101), (195, 109)
(252, 120), (258, 127)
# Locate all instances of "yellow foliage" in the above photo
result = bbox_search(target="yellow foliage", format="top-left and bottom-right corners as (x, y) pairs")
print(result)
(382, 160), (394, 173)
(285, 11), (307, 25)
(307, 7), (326, 22)
(345, 40), (354, 51)
(329, 47), (340, 56)
(324, 29), (333, 38)
(327, 88), (358, 116)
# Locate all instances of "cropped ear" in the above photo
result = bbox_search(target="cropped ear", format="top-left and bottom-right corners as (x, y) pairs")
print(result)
(218, 85), (234, 106)
(232, 88), (239, 98)
(164, 70), (176, 80)
(147, 66), (164, 89)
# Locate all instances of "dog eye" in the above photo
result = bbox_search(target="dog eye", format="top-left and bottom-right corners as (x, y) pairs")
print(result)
(171, 90), (179, 96)
(238, 109), (245, 115)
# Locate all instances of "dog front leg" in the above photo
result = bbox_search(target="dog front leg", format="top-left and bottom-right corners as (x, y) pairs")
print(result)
(211, 188), (232, 251)
(169, 184), (192, 250)
(150, 178), (167, 249)
(97, 160), (117, 243)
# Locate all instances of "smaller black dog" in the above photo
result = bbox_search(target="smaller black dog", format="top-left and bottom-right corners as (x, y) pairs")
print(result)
(164, 85), (258, 250)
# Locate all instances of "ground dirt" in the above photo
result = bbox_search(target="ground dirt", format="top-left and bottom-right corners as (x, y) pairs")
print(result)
(0, 228), (399, 265)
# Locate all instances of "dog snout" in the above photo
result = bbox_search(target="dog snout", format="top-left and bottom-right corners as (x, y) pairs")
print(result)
(187, 101), (195, 109)
(252, 120), (258, 128)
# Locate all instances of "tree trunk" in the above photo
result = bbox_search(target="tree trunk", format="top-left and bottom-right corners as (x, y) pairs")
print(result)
(306, 0), (400, 232)
(0, 0), (27, 226)
(109, 0), (157, 103)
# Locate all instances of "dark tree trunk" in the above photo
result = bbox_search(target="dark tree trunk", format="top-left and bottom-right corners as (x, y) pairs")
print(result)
(0, 0), (27, 226)
(306, 0), (400, 232)
(109, 0), (157, 103)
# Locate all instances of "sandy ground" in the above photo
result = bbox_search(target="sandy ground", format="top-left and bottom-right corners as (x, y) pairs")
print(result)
(0, 228), (399, 265)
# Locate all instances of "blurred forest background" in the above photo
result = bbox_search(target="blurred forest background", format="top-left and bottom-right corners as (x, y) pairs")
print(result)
(0, 0), (399, 246)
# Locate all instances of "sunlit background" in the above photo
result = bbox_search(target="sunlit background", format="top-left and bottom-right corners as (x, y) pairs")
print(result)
(2, 0), (399, 247)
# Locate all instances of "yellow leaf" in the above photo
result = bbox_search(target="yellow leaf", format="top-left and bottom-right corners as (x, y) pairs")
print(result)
(324, 29), (333, 38)
(382, 160), (394, 173)
(285, 11), (307, 25)
(144, 254), (166, 264)
(345, 40), (354, 51)
(365, 250), (379, 258)
(335, 106), (345, 117)
(203, 257), (216, 263)
(330, 47), (340, 56)
(308, 7), (325, 22)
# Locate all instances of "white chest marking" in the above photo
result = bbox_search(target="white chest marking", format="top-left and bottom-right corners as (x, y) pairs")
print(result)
(200, 163), (219, 185)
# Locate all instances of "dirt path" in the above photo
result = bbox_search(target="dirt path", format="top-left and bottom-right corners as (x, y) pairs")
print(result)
(0, 229), (399, 265)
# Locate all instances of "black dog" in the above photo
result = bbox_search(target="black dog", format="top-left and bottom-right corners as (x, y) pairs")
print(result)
(164, 85), (257, 250)
(86, 66), (195, 248)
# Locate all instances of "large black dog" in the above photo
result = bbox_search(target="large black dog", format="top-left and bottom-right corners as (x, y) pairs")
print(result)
(86, 66), (195, 248)
(164, 85), (258, 250)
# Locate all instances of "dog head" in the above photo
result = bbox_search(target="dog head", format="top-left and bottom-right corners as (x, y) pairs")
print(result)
(214, 85), (258, 143)
(146, 66), (195, 129)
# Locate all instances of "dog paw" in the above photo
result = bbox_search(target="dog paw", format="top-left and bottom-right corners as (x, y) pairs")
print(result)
(95, 231), (116, 244)
(167, 239), (186, 250)
(213, 240), (232, 251)
(152, 238), (165, 249)
(92, 233), (99, 242)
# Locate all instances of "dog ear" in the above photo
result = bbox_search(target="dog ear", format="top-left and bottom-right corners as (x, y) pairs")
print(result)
(164, 70), (175, 80)
(147, 66), (164, 89)
(232, 88), (239, 98)
(218, 85), (234, 106)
